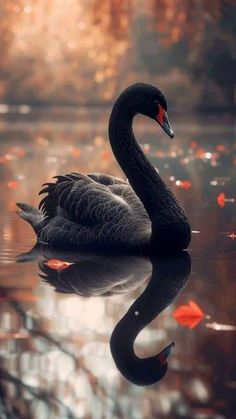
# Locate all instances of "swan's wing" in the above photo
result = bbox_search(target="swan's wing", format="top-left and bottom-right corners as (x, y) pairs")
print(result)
(39, 172), (135, 226)
(88, 173), (148, 219)
(39, 172), (127, 218)
(39, 173), (79, 219)
(88, 173), (127, 186)
(108, 184), (149, 219)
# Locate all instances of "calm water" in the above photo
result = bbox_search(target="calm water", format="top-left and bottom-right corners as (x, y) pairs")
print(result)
(0, 108), (236, 418)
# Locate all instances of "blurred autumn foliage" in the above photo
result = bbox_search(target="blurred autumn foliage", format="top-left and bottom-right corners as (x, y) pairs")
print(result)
(0, 0), (235, 108)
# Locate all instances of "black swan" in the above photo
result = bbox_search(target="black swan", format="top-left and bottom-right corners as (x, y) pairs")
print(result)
(17, 83), (191, 252)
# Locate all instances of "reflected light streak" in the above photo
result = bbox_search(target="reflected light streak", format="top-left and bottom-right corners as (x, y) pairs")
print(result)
(206, 322), (236, 331)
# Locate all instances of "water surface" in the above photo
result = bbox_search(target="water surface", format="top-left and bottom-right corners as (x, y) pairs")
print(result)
(0, 108), (236, 418)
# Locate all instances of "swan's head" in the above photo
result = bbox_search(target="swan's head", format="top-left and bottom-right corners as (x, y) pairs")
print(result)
(117, 83), (174, 139)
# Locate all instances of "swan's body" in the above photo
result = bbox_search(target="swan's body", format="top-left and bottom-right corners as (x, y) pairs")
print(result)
(17, 83), (191, 253)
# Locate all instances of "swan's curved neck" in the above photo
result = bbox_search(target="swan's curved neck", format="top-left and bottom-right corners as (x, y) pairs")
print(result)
(109, 105), (166, 221)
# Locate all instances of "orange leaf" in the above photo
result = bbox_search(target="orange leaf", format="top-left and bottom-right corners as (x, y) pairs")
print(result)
(217, 192), (225, 208)
(195, 147), (205, 158)
(181, 180), (192, 190)
(44, 259), (72, 270)
(0, 155), (9, 164)
(101, 150), (110, 161)
(216, 144), (226, 152)
(173, 300), (205, 329)
(72, 148), (81, 157)
(175, 180), (192, 190)
(7, 181), (18, 189)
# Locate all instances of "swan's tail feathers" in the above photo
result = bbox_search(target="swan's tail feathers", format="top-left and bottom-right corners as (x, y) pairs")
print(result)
(16, 203), (44, 233)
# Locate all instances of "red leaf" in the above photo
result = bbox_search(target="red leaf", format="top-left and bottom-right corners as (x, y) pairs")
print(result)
(175, 180), (192, 190)
(195, 147), (205, 158)
(44, 259), (72, 270)
(101, 150), (111, 161)
(7, 181), (18, 189)
(216, 144), (226, 152)
(181, 180), (192, 190)
(217, 192), (225, 208)
(173, 300), (205, 329)
(72, 148), (81, 157)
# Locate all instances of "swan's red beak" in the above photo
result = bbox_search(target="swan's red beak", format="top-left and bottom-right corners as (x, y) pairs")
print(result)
(156, 105), (174, 139)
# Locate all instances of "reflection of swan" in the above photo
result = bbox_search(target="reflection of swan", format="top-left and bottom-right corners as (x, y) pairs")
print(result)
(110, 252), (191, 385)
(18, 244), (152, 296)
(18, 246), (191, 386)
(17, 83), (191, 253)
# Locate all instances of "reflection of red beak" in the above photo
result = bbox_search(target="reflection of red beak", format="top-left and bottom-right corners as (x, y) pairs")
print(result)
(156, 105), (174, 139)
(159, 342), (175, 366)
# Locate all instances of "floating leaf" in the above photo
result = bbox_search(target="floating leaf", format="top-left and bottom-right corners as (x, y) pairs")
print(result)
(217, 192), (225, 208)
(44, 259), (73, 270)
(7, 181), (18, 189)
(175, 180), (192, 190)
(195, 148), (205, 158)
(181, 180), (192, 190)
(72, 148), (81, 157)
(101, 150), (111, 161)
(173, 300), (205, 329)
(0, 155), (10, 164)
(216, 144), (226, 152)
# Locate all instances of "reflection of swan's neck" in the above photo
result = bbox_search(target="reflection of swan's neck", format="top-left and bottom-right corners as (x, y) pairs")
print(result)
(110, 266), (173, 386)
(108, 93), (191, 250)
(111, 260), (180, 353)
(110, 253), (191, 385)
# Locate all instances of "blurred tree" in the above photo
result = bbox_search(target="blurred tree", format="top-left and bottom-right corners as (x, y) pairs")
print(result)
(0, 1), (23, 97)
(91, 0), (132, 40)
(150, 0), (235, 45)
(133, 15), (188, 73)
(92, 0), (236, 108)
(189, 1), (236, 110)
(0, 0), (235, 108)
